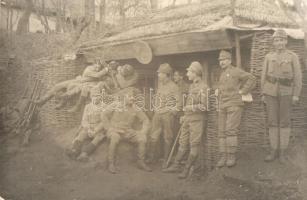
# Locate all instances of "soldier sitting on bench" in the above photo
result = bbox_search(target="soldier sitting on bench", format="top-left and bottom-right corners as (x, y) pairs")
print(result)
(65, 86), (108, 162)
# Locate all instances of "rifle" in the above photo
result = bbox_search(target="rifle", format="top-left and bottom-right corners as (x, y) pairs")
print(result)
(14, 79), (42, 136)
(165, 126), (182, 168)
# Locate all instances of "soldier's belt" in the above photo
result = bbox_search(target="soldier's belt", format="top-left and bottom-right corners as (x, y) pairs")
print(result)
(266, 75), (292, 87)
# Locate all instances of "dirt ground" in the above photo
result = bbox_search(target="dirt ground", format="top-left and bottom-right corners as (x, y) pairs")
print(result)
(0, 127), (307, 200)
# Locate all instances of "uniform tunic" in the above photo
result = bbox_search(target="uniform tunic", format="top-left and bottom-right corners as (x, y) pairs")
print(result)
(179, 79), (207, 150)
(261, 50), (302, 128)
(218, 65), (256, 138)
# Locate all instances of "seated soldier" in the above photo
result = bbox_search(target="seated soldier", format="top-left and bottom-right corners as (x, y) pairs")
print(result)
(35, 60), (110, 108)
(104, 87), (152, 174)
(65, 86), (108, 162)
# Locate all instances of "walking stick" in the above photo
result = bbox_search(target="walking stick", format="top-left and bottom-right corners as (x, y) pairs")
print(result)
(165, 126), (183, 169)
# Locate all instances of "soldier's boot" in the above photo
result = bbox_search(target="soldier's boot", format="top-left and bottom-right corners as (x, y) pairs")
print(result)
(68, 96), (86, 113)
(162, 141), (172, 169)
(178, 154), (196, 179)
(77, 142), (97, 162)
(136, 142), (152, 172)
(146, 141), (158, 164)
(163, 149), (186, 173)
(66, 140), (83, 160)
(22, 129), (32, 147)
(265, 127), (278, 162)
(216, 138), (227, 168)
(226, 136), (237, 168)
(216, 153), (227, 168)
(279, 128), (290, 164)
(108, 160), (117, 174)
(108, 137), (119, 174)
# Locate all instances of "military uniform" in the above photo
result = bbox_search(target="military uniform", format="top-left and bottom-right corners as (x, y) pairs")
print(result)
(217, 50), (256, 167)
(261, 29), (302, 163)
(105, 89), (152, 173)
(163, 62), (207, 179)
(149, 63), (182, 166)
(66, 87), (107, 161)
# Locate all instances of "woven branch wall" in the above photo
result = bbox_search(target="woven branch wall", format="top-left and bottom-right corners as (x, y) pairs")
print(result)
(30, 58), (83, 129)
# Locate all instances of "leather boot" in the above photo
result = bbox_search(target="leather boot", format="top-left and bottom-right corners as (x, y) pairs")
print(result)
(178, 154), (196, 179)
(264, 149), (277, 162)
(137, 160), (152, 172)
(108, 160), (117, 174)
(226, 136), (237, 168)
(216, 153), (227, 168)
(163, 150), (186, 173)
(137, 142), (152, 172)
(108, 138), (119, 174)
(216, 138), (227, 168)
(146, 141), (158, 164)
(162, 141), (172, 169)
(226, 153), (236, 167)
(66, 140), (82, 159)
(77, 143), (97, 162)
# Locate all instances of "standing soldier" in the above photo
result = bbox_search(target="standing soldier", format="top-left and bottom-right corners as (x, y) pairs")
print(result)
(216, 50), (256, 168)
(261, 29), (302, 163)
(174, 70), (189, 97)
(148, 63), (182, 169)
(163, 62), (207, 179)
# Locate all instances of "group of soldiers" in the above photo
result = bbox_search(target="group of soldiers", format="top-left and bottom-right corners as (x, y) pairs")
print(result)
(26, 29), (302, 178)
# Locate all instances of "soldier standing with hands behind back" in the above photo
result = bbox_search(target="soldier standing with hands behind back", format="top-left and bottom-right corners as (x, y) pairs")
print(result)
(216, 50), (256, 168)
(261, 29), (302, 164)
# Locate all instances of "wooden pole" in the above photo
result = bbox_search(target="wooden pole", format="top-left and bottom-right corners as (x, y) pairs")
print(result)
(235, 32), (242, 68)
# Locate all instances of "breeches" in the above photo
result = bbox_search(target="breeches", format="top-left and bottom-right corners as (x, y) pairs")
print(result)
(218, 106), (243, 138)
(265, 95), (292, 128)
(74, 128), (105, 146)
(150, 112), (175, 145)
(178, 114), (206, 152)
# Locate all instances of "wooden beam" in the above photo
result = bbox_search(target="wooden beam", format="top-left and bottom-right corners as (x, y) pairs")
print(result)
(235, 32), (242, 68)
(81, 30), (233, 62)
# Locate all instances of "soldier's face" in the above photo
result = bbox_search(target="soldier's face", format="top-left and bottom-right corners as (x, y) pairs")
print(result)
(94, 64), (102, 71)
(92, 96), (102, 105)
(173, 72), (182, 83)
(158, 72), (168, 82)
(273, 37), (287, 50)
(187, 70), (196, 81)
(219, 59), (231, 69)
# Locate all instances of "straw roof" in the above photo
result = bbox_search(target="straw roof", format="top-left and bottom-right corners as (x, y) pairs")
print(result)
(79, 0), (297, 50)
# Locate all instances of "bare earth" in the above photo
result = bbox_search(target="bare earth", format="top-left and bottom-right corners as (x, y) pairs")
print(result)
(1, 127), (307, 200)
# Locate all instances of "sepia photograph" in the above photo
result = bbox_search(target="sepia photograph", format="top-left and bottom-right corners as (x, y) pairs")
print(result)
(0, 0), (307, 199)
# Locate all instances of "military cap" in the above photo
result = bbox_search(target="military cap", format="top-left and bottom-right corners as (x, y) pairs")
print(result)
(90, 86), (102, 97)
(219, 50), (231, 60)
(109, 61), (120, 69)
(273, 29), (287, 39)
(157, 63), (173, 74)
(121, 64), (135, 77)
(187, 61), (203, 76)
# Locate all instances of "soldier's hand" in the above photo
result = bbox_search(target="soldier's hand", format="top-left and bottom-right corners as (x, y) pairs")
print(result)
(261, 95), (265, 104)
(292, 96), (299, 105)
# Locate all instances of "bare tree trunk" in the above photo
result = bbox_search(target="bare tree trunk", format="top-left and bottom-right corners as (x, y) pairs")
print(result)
(16, 0), (34, 34)
(150, 0), (158, 9)
(119, 0), (125, 25)
(172, 0), (177, 6)
(99, 0), (106, 31)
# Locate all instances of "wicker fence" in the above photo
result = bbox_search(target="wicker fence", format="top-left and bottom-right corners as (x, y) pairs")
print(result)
(30, 58), (83, 129)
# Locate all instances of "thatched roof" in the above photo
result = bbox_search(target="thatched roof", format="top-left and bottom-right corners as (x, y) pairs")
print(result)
(79, 0), (298, 51)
